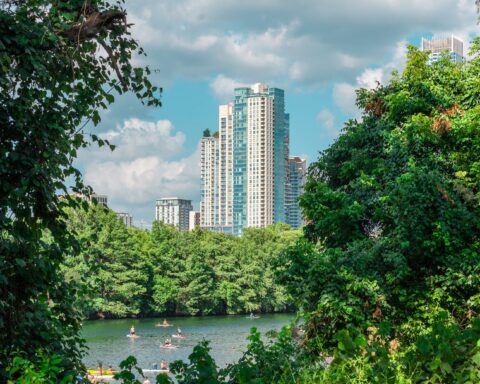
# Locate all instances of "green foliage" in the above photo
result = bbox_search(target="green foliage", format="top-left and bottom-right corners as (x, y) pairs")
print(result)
(0, 0), (160, 378)
(220, 327), (302, 383)
(273, 42), (480, 381)
(5, 351), (74, 384)
(63, 206), (302, 318)
(168, 341), (220, 383)
(154, 327), (302, 384)
(114, 355), (144, 384)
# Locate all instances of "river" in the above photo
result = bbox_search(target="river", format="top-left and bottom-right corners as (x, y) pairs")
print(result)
(82, 313), (294, 378)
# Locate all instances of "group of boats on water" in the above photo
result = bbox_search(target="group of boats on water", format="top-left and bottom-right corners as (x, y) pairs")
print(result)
(127, 319), (186, 348)
(87, 319), (178, 383)
(87, 314), (261, 383)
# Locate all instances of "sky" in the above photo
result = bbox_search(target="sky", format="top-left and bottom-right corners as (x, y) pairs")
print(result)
(75, 0), (479, 225)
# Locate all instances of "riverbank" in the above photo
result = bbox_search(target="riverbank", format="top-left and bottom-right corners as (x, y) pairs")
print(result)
(82, 313), (294, 374)
(85, 309), (295, 321)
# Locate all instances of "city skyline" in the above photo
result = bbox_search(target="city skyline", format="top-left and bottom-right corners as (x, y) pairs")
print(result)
(74, 1), (479, 224)
(87, 30), (467, 227)
(200, 83), (303, 235)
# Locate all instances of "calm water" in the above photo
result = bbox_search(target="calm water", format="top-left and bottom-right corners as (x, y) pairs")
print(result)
(82, 314), (294, 376)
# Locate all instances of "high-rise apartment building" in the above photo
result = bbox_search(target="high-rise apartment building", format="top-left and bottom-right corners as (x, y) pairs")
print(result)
(218, 103), (234, 232)
(189, 211), (201, 231)
(200, 83), (301, 235)
(116, 212), (133, 227)
(421, 35), (465, 64)
(90, 193), (108, 207)
(200, 134), (217, 230)
(155, 197), (192, 231)
(286, 157), (307, 229)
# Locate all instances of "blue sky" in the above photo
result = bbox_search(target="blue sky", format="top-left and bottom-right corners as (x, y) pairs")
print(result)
(76, 0), (479, 224)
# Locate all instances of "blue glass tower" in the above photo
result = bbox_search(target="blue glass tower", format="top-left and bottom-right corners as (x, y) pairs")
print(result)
(229, 84), (289, 235)
(269, 87), (287, 224)
(233, 87), (249, 235)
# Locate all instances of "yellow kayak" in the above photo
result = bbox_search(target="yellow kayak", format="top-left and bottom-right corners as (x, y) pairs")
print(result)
(87, 369), (116, 375)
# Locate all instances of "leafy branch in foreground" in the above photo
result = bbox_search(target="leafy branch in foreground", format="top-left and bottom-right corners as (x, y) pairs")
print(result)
(0, 0), (160, 380)
(277, 42), (480, 382)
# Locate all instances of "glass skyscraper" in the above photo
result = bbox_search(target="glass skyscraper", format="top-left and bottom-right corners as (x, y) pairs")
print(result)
(286, 156), (307, 229)
(200, 83), (304, 235)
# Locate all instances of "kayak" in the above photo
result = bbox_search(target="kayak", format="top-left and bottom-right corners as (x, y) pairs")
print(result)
(87, 370), (116, 375)
(160, 344), (178, 349)
(155, 323), (172, 327)
(246, 316), (260, 319)
(172, 334), (185, 339)
(126, 334), (140, 338)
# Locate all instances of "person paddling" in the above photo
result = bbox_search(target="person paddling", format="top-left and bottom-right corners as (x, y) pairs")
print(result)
(160, 360), (168, 370)
(130, 324), (135, 336)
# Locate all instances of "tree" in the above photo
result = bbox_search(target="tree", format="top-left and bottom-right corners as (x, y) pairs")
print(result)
(277, 43), (480, 380)
(61, 206), (300, 319)
(0, 0), (160, 378)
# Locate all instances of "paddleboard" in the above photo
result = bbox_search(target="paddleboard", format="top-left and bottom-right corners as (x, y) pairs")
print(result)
(172, 334), (185, 339)
(142, 369), (170, 373)
(91, 374), (115, 382)
(160, 344), (178, 349)
(126, 334), (140, 338)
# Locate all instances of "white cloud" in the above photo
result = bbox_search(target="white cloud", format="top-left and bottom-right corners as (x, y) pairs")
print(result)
(317, 108), (335, 130)
(124, 0), (477, 86)
(357, 68), (385, 89)
(77, 119), (201, 222)
(333, 83), (358, 115)
(332, 39), (409, 116)
(317, 108), (341, 138)
(210, 75), (249, 101)
(96, 119), (186, 162)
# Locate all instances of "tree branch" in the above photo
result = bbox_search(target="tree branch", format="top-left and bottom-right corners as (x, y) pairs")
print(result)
(60, 9), (126, 44)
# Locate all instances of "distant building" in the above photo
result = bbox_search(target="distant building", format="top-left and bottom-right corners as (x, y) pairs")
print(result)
(189, 211), (201, 231)
(116, 212), (133, 227)
(62, 192), (108, 207)
(421, 35), (464, 64)
(286, 157), (307, 229)
(90, 193), (108, 207)
(155, 197), (193, 231)
(200, 83), (289, 236)
(200, 135), (218, 230)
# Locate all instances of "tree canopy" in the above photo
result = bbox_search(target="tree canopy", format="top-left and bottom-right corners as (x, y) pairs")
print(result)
(274, 43), (480, 381)
(63, 203), (302, 318)
(0, 0), (160, 378)
(152, 39), (480, 384)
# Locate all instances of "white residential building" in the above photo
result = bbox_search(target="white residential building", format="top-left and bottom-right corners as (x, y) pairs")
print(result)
(155, 198), (192, 231)
(246, 89), (275, 228)
(116, 212), (133, 227)
(90, 193), (108, 207)
(200, 134), (217, 229)
(218, 103), (234, 232)
(421, 35), (465, 64)
(189, 210), (201, 231)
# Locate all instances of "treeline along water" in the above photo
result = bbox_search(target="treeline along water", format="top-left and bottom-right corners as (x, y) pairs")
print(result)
(63, 203), (302, 319)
